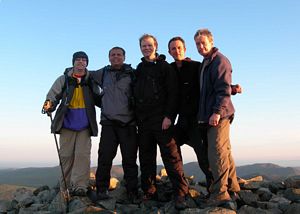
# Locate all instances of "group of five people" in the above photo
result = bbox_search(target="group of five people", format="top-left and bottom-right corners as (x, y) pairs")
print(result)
(43, 28), (241, 210)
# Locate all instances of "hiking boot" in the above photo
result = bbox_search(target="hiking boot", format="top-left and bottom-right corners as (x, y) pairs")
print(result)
(97, 190), (110, 200)
(175, 195), (187, 210)
(72, 188), (87, 197)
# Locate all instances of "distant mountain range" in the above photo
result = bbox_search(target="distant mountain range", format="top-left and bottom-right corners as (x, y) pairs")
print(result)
(0, 162), (299, 188)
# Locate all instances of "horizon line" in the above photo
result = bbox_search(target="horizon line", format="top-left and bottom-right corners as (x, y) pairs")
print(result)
(1, 160), (299, 170)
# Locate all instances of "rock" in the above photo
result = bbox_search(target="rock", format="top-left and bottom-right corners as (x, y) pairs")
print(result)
(19, 197), (34, 208)
(200, 207), (236, 213)
(192, 183), (209, 196)
(18, 203), (49, 213)
(37, 190), (53, 204)
(269, 195), (291, 212)
(238, 205), (274, 213)
(238, 176), (263, 185)
(156, 179), (173, 202)
(139, 202), (160, 214)
(239, 190), (259, 206)
(13, 188), (33, 203)
(270, 182), (285, 194)
(109, 185), (127, 203)
(256, 187), (273, 201)
(33, 186), (50, 196)
(68, 197), (87, 212)
(10, 199), (18, 210)
(241, 181), (263, 190)
(285, 203), (300, 214)
(161, 200), (178, 214)
(283, 188), (300, 202)
(186, 195), (198, 209)
(189, 187), (202, 198)
(89, 171), (96, 180)
(284, 175), (300, 188)
(109, 185), (126, 202)
(96, 197), (116, 211)
(0, 200), (12, 212)
(116, 203), (141, 214)
(186, 177), (196, 186)
(181, 208), (203, 213)
(3, 171), (300, 213)
(256, 201), (278, 209)
(160, 168), (168, 177)
(265, 208), (282, 214)
(108, 177), (119, 190)
(48, 192), (66, 213)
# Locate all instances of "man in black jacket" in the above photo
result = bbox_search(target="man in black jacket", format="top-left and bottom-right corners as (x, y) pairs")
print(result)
(133, 34), (188, 210)
(168, 36), (242, 196)
(168, 36), (214, 194)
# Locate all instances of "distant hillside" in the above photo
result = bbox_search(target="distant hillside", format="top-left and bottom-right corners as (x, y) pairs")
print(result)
(183, 162), (300, 181)
(183, 162), (206, 181)
(1, 163), (300, 187)
(91, 165), (124, 179)
(0, 166), (60, 187)
(236, 163), (300, 180)
(0, 165), (132, 188)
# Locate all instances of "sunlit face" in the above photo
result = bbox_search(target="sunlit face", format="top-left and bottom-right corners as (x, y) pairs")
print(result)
(140, 37), (157, 61)
(168, 40), (186, 61)
(73, 58), (87, 71)
(194, 35), (213, 57)
(109, 48), (125, 69)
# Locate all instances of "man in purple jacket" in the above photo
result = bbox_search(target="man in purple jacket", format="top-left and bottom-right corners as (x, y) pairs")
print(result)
(194, 29), (240, 208)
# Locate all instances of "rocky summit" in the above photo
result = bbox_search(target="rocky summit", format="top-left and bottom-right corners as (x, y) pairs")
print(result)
(0, 171), (300, 213)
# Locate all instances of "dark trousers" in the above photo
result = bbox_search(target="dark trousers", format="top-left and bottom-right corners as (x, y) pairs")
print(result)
(96, 125), (138, 193)
(138, 119), (188, 197)
(175, 116), (214, 192)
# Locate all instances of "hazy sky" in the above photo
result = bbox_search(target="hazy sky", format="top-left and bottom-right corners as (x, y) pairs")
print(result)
(1, 0), (299, 168)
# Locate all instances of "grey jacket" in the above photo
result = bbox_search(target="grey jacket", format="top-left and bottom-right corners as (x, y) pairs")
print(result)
(46, 69), (99, 136)
(91, 64), (135, 125)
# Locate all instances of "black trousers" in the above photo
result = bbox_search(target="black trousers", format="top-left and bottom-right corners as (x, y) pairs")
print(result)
(96, 124), (138, 193)
(175, 116), (214, 192)
(138, 119), (188, 197)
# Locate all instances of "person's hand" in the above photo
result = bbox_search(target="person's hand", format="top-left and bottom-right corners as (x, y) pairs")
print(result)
(234, 84), (242, 94)
(209, 113), (220, 126)
(235, 84), (242, 94)
(43, 100), (52, 112)
(162, 117), (172, 130)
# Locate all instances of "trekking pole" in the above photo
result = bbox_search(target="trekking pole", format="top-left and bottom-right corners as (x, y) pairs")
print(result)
(41, 108), (70, 212)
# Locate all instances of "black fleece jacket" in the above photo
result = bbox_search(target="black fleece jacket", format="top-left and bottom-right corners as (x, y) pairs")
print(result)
(133, 55), (178, 122)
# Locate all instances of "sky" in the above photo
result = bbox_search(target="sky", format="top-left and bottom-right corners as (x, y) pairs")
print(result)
(0, 0), (299, 169)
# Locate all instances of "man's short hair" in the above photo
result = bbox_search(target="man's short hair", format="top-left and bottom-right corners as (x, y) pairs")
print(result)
(139, 34), (158, 49)
(194, 29), (214, 43)
(168, 36), (186, 50)
(109, 46), (126, 56)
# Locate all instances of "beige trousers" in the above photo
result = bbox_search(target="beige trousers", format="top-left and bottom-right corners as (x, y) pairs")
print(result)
(207, 119), (240, 200)
(59, 128), (91, 191)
